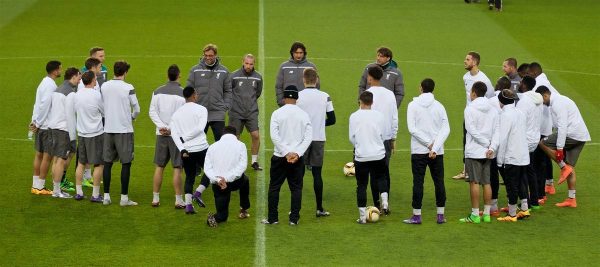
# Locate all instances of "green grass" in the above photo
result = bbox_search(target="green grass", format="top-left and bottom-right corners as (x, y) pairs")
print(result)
(1, 0), (599, 266)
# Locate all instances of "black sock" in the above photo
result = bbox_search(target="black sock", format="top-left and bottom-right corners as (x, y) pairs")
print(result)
(121, 163), (131, 195)
(61, 170), (67, 183)
(311, 166), (324, 211)
(103, 162), (113, 193)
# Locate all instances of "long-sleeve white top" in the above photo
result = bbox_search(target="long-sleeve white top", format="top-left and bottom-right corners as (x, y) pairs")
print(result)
(73, 87), (104, 138)
(297, 88), (334, 141)
(367, 86), (398, 140)
(533, 73), (560, 136)
(464, 97), (499, 159)
(47, 81), (77, 141)
(204, 134), (247, 184)
(406, 93), (450, 155)
(100, 79), (140, 133)
(463, 70), (495, 104)
(31, 76), (57, 129)
(148, 81), (185, 136)
(349, 109), (386, 162)
(549, 94), (591, 149)
(169, 102), (209, 153)
(516, 91), (544, 152)
(270, 104), (312, 158)
(497, 104), (530, 166)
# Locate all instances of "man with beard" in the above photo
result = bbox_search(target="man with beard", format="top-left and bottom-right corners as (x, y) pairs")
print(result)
(275, 41), (318, 107)
(358, 46), (405, 108)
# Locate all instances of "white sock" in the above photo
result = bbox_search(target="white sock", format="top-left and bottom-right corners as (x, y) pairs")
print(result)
(153, 192), (160, 203)
(104, 193), (111, 200)
(381, 193), (389, 209)
(483, 205), (491, 215)
(491, 199), (498, 211)
(521, 199), (528, 211)
(92, 186), (100, 198)
(32, 176), (39, 188)
(252, 155), (258, 163)
(413, 209), (422, 216)
(436, 207), (445, 215)
(546, 179), (554, 185)
(53, 182), (61, 194)
(358, 207), (367, 221)
(185, 194), (192, 205)
(568, 190), (576, 198)
(83, 168), (92, 180)
(471, 208), (479, 217)
(196, 184), (206, 194)
(36, 178), (45, 189)
(558, 161), (566, 168)
(120, 194), (128, 202)
(508, 204), (517, 217)
(76, 185), (83, 195)
(175, 194), (184, 204)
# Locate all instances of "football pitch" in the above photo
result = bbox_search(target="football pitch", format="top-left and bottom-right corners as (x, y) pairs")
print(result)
(1, 0), (599, 265)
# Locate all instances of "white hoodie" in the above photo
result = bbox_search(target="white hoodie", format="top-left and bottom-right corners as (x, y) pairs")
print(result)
(406, 93), (450, 155)
(464, 97), (499, 159)
(533, 73), (560, 136)
(516, 91), (544, 152)
(549, 94), (591, 148)
(497, 104), (530, 166)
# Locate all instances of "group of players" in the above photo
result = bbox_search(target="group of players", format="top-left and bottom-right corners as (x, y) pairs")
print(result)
(28, 43), (590, 226)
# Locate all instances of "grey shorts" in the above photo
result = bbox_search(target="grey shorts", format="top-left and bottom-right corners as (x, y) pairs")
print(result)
(49, 129), (75, 159)
(465, 158), (491, 185)
(304, 141), (325, 167)
(78, 134), (104, 165)
(229, 114), (259, 134)
(154, 135), (182, 168)
(543, 134), (586, 167)
(103, 133), (134, 163)
(34, 129), (52, 153)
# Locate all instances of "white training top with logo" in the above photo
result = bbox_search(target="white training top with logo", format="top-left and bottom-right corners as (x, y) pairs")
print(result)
(297, 88), (334, 141)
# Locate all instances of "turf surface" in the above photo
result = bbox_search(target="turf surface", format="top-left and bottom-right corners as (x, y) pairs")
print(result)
(0, 0), (598, 265)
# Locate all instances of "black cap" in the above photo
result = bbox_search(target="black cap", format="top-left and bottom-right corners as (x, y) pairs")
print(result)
(284, 85), (299, 99)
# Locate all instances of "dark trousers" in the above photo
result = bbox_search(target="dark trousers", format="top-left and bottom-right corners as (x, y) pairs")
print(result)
(502, 164), (528, 205)
(204, 121), (225, 141)
(212, 174), (250, 223)
(534, 143), (548, 198)
(182, 149), (207, 194)
(355, 158), (386, 208)
(371, 140), (392, 206)
(526, 152), (540, 206)
(268, 155), (304, 223)
(411, 154), (446, 209)
(490, 158), (503, 199)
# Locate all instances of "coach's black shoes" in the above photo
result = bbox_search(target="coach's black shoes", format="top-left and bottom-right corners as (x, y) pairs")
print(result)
(207, 213), (218, 227)
(251, 162), (263, 171)
(260, 219), (279, 225)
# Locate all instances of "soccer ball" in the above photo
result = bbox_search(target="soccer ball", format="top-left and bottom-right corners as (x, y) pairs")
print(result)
(343, 162), (355, 176)
(366, 206), (380, 223)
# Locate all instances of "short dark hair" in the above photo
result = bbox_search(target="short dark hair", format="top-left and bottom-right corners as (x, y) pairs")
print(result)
(46, 60), (61, 74)
(359, 91), (373, 105)
(467, 51), (480, 65)
(377, 47), (393, 59)
(113, 61), (130, 76)
(64, 67), (80, 80)
(504, 58), (517, 68)
(85, 57), (101, 70)
(535, 85), (551, 96)
(529, 62), (542, 75)
(223, 126), (237, 136)
(303, 68), (318, 85)
(289, 41), (307, 56)
(495, 76), (511, 91)
(517, 63), (530, 77)
(183, 86), (195, 99)
(472, 81), (487, 97)
(367, 65), (384, 81)
(168, 64), (180, 81)
(89, 47), (104, 56)
(81, 71), (96, 86)
(421, 78), (435, 93)
(521, 76), (536, 91)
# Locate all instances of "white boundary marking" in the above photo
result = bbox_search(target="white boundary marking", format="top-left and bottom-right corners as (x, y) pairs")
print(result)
(1, 55), (598, 77)
(254, 0), (266, 266)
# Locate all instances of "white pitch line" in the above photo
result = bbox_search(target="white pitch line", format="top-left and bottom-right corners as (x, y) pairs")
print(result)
(254, 0), (266, 266)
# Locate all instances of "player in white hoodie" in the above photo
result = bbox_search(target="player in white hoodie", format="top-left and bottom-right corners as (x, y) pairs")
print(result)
(536, 86), (591, 208)
(403, 78), (450, 225)
(459, 82), (499, 224)
(496, 89), (531, 222)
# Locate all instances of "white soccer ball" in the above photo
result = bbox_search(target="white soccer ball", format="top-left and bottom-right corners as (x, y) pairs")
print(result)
(366, 206), (380, 223)
(343, 162), (355, 177)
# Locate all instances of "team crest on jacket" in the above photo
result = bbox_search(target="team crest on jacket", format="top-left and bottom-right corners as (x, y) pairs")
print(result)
(239, 81), (243, 87)
(217, 73), (221, 79)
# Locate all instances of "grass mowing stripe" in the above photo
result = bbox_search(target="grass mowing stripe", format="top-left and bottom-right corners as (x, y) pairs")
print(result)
(254, 0), (266, 266)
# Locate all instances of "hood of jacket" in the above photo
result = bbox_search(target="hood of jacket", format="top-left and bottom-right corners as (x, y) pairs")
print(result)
(288, 57), (307, 64)
(198, 57), (221, 69)
(524, 91), (543, 105)
(471, 97), (492, 113)
(414, 92), (435, 108)
(381, 59), (398, 70)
